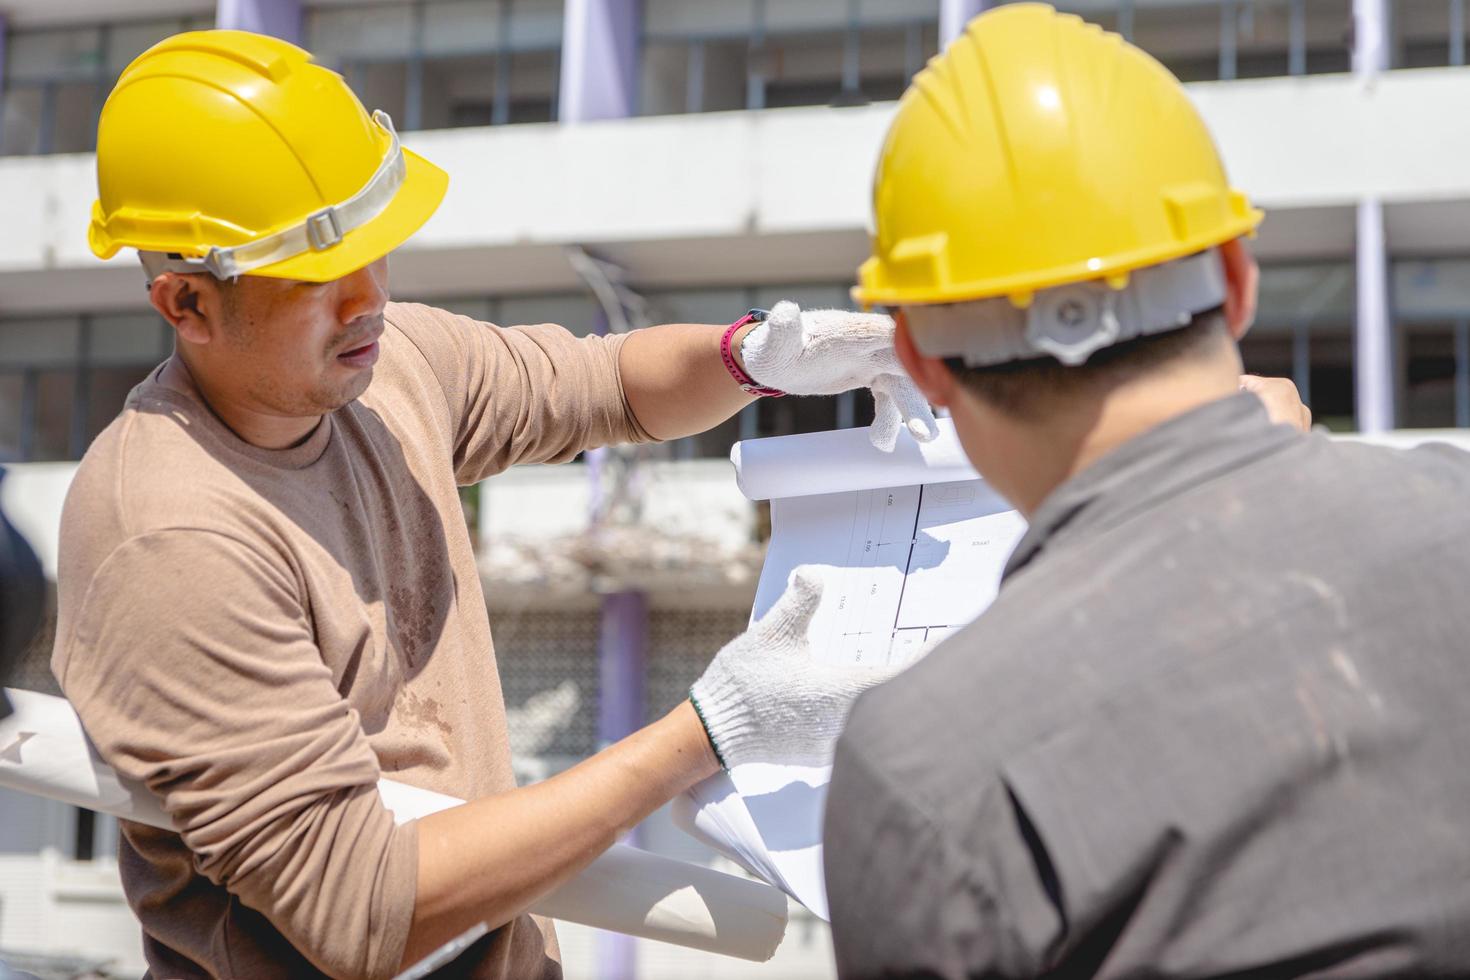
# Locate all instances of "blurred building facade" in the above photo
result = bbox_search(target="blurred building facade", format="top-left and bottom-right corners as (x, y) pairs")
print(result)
(2, 0), (1470, 976)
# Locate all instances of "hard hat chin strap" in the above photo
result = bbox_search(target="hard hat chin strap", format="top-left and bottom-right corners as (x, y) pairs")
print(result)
(904, 250), (1228, 368)
(138, 110), (405, 283)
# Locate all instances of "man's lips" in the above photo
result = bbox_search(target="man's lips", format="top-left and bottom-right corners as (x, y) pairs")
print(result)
(336, 331), (382, 367)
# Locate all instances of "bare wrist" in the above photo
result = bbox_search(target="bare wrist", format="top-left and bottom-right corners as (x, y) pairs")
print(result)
(675, 699), (723, 780)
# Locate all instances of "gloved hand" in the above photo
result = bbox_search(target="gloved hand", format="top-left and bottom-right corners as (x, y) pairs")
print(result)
(690, 566), (898, 769)
(740, 301), (940, 452)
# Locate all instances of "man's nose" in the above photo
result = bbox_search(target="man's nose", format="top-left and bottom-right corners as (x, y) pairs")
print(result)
(340, 258), (390, 321)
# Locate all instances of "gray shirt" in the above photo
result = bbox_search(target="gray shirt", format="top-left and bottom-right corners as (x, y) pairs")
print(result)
(824, 393), (1470, 977)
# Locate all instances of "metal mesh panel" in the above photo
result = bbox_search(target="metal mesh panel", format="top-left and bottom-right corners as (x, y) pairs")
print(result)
(491, 608), (601, 760)
(490, 605), (748, 764)
(645, 608), (749, 724)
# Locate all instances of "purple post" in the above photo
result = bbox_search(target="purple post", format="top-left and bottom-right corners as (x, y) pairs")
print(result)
(580, 217), (645, 975)
(599, 591), (648, 748)
(215, 0), (302, 44)
(940, 0), (989, 46)
(1355, 197), (1394, 433)
(595, 587), (646, 979)
(559, 0), (639, 122)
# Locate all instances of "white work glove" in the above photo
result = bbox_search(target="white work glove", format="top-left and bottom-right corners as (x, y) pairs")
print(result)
(690, 566), (898, 769)
(740, 301), (941, 452)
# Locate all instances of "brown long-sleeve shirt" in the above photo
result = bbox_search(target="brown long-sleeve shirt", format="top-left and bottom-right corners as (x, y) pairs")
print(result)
(52, 302), (650, 979)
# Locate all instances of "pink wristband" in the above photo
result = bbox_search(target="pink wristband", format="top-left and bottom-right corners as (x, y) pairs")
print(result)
(721, 313), (785, 398)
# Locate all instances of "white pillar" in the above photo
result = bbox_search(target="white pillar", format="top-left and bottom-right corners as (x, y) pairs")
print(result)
(1352, 0), (1393, 434)
(559, 0), (639, 122)
(216, 0), (301, 43)
(1355, 197), (1394, 433)
(1353, 0), (1389, 77)
(940, 0), (988, 46)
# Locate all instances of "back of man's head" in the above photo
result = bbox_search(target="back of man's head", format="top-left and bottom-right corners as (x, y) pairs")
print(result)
(855, 3), (1262, 412)
(936, 304), (1233, 423)
(853, 4), (1264, 510)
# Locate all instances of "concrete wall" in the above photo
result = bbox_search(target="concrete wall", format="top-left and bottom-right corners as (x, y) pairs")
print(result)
(479, 458), (753, 550)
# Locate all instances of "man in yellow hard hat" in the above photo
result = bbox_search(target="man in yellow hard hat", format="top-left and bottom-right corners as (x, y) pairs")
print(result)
(53, 30), (934, 979)
(824, 4), (1470, 975)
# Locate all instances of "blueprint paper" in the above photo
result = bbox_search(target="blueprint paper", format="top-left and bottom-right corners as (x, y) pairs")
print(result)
(0, 688), (788, 961)
(731, 417), (979, 501)
(677, 423), (1026, 918)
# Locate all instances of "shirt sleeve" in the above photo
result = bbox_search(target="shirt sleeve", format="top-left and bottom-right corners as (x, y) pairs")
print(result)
(823, 722), (1062, 978)
(54, 529), (417, 980)
(388, 303), (655, 484)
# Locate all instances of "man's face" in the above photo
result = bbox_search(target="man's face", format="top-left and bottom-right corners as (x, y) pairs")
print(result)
(206, 257), (390, 418)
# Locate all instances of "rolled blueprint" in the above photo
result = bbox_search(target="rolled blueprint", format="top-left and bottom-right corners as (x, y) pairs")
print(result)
(732, 416), (977, 501)
(684, 421), (1025, 917)
(0, 687), (788, 962)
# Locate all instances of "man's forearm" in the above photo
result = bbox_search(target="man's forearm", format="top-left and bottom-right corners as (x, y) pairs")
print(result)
(399, 700), (721, 968)
(619, 322), (759, 441)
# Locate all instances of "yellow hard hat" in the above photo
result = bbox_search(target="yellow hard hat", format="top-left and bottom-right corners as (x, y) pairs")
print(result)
(89, 30), (448, 282)
(855, 3), (1262, 309)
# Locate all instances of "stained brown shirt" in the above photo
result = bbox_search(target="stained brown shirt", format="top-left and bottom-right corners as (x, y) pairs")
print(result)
(52, 302), (649, 979)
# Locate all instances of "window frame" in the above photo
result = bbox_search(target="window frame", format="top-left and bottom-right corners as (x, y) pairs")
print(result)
(306, 0), (564, 131)
(0, 313), (172, 463)
(0, 12), (214, 157)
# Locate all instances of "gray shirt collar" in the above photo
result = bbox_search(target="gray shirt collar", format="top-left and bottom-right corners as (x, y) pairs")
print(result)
(1003, 392), (1301, 581)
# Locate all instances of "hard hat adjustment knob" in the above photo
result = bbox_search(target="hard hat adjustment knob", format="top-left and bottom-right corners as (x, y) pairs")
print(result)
(1025, 283), (1121, 366)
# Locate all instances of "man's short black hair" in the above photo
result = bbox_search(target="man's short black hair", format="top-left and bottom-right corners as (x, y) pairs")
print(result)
(940, 307), (1230, 420)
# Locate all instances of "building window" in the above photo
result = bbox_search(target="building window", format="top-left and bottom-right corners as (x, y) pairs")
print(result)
(1072, 0), (1354, 82)
(1394, 258), (1470, 428)
(0, 312), (171, 462)
(1394, 0), (1470, 68)
(638, 0), (940, 116)
(68, 806), (120, 862)
(72, 807), (96, 861)
(1240, 262), (1357, 431)
(305, 0), (563, 131)
(0, 13), (214, 157)
(636, 0), (1361, 116)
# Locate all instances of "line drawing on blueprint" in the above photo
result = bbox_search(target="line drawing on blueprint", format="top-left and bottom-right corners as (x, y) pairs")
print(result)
(818, 485), (919, 667)
(804, 480), (1026, 670)
(679, 421), (1028, 919)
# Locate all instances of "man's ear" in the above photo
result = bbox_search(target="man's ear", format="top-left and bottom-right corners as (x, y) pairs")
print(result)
(1219, 238), (1259, 341)
(894, 310), (958, 409)
(147, 272), (218, 346)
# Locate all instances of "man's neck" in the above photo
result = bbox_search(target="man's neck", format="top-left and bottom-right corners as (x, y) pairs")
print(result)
(977, 362), (1244, 517)
(159, 355), (323, 451)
